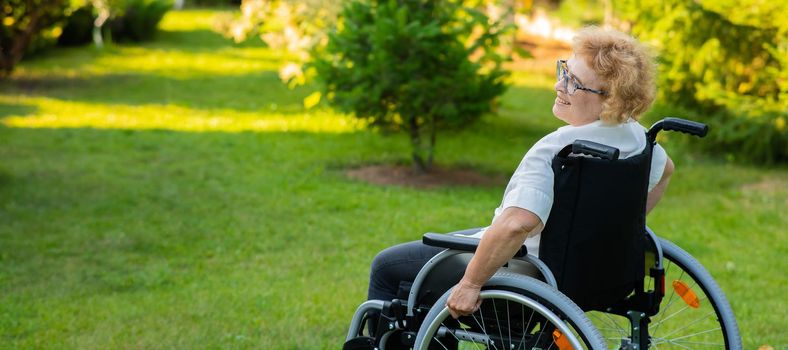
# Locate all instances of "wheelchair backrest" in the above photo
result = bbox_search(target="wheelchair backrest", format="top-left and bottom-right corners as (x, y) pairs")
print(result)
(538, 141), (653, 311)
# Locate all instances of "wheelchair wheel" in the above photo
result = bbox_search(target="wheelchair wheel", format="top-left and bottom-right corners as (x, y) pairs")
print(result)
(414, 272), (606, 350)
(587, 238), (742, 349)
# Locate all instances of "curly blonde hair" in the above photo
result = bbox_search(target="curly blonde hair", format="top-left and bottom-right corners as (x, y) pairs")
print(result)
(572, 27), (656, 124)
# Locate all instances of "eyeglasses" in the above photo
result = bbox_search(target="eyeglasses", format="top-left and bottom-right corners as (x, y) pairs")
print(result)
(556, 59), (605, 96)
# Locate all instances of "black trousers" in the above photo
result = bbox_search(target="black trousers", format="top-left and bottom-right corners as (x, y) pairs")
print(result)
(367, 240), (444, 301)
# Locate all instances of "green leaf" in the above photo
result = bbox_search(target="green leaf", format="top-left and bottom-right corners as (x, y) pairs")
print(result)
(303, 91), (322, 109)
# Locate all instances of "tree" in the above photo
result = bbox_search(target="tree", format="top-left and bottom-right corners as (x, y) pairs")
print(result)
(312, 0), (513, 172)
(616, 0), (787, 163)
(0, 0), (67, 77)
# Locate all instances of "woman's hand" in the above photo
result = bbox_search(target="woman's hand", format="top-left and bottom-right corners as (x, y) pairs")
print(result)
(447, 208), (541, 319)
(446, 279), (483, 319)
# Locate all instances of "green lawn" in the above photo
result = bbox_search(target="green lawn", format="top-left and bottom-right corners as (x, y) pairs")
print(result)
(1, 9), (785, 349)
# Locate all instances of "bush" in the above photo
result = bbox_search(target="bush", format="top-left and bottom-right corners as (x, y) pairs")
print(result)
(187, 0), (240, 6)
(617, 0), (787, 163)
(0, 0), (67, 77)
(58, 5), (95, 46)
(313, 0), (512, 172)
(109, 0), (171, 42)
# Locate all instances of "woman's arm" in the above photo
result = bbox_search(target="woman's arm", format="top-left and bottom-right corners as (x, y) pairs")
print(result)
(446, 207), (542, 318)
(646, 156), (674, 214)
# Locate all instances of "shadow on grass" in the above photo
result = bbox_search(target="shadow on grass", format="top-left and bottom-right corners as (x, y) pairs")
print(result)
(154, 29), (237, 49)
(0, 102), (38, 119)
(0, 71), (311, 113)
(0, 166), (11, 190)
(153, 28), (270, 51)
(7, 26), (274, 85)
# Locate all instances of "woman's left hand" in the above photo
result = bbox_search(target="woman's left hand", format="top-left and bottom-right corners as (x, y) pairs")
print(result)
(446, 279), (483, 319)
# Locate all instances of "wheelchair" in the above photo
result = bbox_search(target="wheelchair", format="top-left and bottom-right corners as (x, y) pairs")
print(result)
(344, 118), (742, 349)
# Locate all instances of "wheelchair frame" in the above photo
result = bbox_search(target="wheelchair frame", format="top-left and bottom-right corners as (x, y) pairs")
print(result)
(343, 118), (741, 350)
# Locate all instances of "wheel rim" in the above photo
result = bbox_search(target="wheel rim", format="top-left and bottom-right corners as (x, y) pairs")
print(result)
(418, 290), (584, 350)
(587, 254), (729, 349)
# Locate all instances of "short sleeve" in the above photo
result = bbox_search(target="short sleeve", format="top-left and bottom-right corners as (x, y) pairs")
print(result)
(495, 132), (561, 225)
(648, 144), (668, 191)
(501, 186), (553, 225)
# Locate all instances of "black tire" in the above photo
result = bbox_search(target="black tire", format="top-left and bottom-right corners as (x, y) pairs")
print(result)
(587, 238), (742, 349)
(414, 272), (606, 350)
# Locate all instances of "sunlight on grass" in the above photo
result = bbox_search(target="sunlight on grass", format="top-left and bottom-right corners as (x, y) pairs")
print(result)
(159, 9), (226, 31)
(89, 47), (285, 78)
(509, 70), (556, 89)
(12, 9), (286, 78)
(0, 96), (363, 133)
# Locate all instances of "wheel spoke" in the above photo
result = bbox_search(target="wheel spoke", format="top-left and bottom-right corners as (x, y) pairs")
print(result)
(462, 328), (485, 350)
(432, 333), (450, 350)
(601, 312), (628, 337)
(588, 312), (628, 348)
(658, 339), (694, 350)
(533, 322), (543, 348)
(470, 313), (486, 336)
(656, 322), (720, 343)
(493, 299), (504, 350)
(515, 303), (536, 350)
(506, 300), (512, 349)
(652, 263), (682, 336)
(650, 296), (710, 329)
(478, 304), (487, 334)
(652, 337), (724, 346)
(440, 322), (470, 348)
(469, 312), (496, 350)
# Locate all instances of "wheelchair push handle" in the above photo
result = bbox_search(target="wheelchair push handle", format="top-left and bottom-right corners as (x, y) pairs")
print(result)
(647, 117), (708, 141)
(571, 140), (620, 161)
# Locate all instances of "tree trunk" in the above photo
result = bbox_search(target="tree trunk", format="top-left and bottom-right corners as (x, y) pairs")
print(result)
(408, 115), (429, 173)
(93, 5), (111, 49)
(2, 0), (45, 77)
(426, 115), (436, 170)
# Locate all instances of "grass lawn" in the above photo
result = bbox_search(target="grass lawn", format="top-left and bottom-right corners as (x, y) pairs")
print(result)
(1, 9), (786, 349)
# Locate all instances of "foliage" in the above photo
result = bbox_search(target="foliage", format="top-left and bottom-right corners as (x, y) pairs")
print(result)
(55, 0), (171, 46)
(552, 0), (606, 27)
(57, 4), (94, 46)
(312, 0), (513, 172)
(616, 0), (787, 163)
(0, 0), (67, 77)
(214, 0), (341, 86)
(216, 0), (527, 90)
(187, 0), (240, 6)
(108, 0), (171, 42)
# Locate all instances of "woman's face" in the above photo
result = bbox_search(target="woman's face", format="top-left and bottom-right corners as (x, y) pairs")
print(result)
(552, 55), (605, 126)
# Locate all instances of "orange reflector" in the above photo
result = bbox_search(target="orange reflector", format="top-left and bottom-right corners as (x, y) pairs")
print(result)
(552, 329), (573, 350)
(672, 280), (700, 308)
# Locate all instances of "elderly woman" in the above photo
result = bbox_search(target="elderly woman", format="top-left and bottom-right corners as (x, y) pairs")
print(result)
(367, 27), (675, 320)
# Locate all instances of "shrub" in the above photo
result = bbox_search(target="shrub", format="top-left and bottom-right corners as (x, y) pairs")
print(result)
(109, 0), (171, 42)
(58, 4), (95, 46)
(214, 0), (342, 89)
(187, 0), (240, 6)
(617, 0), (787, 163)
(0, 0), (67, 77)
(312, 0), (513, 172)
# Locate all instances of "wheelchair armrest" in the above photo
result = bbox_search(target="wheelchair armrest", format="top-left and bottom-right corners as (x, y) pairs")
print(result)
(422, 232), (528, 258)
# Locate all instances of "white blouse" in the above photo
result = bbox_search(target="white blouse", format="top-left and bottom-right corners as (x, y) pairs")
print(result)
(468, 119), (668, 257)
